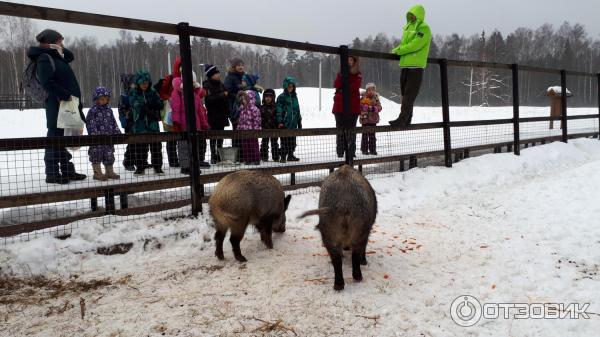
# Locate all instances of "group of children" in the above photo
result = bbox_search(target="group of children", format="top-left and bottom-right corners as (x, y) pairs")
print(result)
(84, 58), (383, 180)
(84, 58), (304, 179)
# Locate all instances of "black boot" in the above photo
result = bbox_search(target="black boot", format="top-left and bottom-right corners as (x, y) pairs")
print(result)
(287, 154), (300, 162)
(389, 118), (403, 127)
(45, 175), (70, 185)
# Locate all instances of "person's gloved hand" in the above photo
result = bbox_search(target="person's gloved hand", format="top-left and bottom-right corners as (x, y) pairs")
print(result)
(278, 123), (285, 129)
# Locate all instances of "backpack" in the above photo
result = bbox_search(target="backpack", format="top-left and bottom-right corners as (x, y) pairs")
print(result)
(21, 53), (56, 103)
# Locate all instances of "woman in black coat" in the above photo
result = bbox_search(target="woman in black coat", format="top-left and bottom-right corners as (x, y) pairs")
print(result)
(203, 65), (231, 164)
(27, 29), (87, 184)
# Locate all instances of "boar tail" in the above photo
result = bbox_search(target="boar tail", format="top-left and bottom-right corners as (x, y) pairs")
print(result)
(298, 208), (333, 219)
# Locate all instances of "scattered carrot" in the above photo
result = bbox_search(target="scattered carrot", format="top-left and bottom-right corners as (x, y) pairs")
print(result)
(416, 245), (422, 249)
(400, 249), (407, 253)
(366, 251), (377, 255)
(383, 274), (390, 279)
(491, 284), (497, 290)
(480, 245), (489, 249)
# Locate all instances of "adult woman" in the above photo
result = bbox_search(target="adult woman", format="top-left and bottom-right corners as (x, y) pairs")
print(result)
(332, 56), (362, 159)
(27, 29), (87, 184)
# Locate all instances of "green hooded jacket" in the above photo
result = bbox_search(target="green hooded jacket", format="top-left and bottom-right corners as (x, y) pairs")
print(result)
(276, 77), (301, 129)
(392, 4), (432, 68)
(129, 70), (164, 134)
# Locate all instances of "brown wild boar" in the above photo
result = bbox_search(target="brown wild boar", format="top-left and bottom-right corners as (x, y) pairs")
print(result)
(300, 165), (377, 290)
(209, 170), (292, 262)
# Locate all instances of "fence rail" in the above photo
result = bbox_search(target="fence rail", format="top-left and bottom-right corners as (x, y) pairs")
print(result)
(0, 1), (599, 240)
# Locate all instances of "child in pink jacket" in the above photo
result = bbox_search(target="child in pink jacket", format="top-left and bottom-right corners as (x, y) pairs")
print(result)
(237, 90), (262, 165)
(170, 72), (211, 174)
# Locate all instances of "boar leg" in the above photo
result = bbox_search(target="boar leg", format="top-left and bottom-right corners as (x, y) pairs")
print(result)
(359, 237), (369, 266)
(214, 228), (227, 260)
(258, 215), (274, 249)
(327, 247), (345, 291)
(229, 228), (247, 263)
(351, 250), (363, 282)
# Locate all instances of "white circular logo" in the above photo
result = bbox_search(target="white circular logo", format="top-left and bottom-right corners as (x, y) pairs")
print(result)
(450, 295), (482, 327)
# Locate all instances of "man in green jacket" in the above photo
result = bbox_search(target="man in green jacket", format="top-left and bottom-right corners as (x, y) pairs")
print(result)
(389, 4), (432, 127)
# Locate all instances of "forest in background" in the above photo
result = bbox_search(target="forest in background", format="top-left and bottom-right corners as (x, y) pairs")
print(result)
(1, 16), (599, 107)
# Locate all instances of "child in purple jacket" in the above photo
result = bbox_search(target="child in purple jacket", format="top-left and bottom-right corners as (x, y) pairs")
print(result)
(237, 90), (262, 165)
(85, 86), (122, 181)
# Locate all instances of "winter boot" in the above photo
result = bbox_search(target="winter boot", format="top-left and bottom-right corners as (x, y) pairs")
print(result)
(105, 165), (120, 180)
(92, 163), (108, 181)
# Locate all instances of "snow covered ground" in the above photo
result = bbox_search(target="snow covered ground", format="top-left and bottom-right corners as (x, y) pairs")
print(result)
(1, 138), (600, 336)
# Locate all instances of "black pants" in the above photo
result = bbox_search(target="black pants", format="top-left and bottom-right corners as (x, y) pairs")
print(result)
(335, 114), (359, 157)
(280, 137), (296, 157)
(260, 137), (279, 160)
(396, 68), (424, 126)
(210, 126), (225, 161)
(166, 140), (179, 166)
(44, 128), (76, 177)
(135, 142), (163, 169)
(122, 124), (136, 167)
(360, 123), (377, 154)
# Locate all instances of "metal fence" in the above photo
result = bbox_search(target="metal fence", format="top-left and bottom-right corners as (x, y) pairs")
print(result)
(0, 2), (599, 242)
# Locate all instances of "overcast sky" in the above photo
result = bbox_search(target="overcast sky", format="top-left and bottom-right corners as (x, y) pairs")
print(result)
(6, 0), (600, 45)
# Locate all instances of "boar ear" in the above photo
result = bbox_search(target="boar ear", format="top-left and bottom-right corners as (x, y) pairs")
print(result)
(284, 195), (292, 210)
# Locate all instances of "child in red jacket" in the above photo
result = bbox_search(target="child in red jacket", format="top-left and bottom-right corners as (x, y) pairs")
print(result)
(170, 71), (211, 174)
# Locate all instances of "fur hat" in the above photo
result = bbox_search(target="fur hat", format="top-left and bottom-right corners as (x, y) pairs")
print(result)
(205, 64), (220, 79)
(365, 83), (377, 91)
(230, 58), (244, 68)
(263, 88), (275, 97)
(36, 29), (63, 44)
(92, 86), (112, 101)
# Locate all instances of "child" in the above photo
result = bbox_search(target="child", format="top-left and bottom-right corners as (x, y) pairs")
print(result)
(129, 70), (165, 176)
(237, 90), (261, 165)
(242, 73), (263, 108)
(260, 89), (279, 161)
(224, 58), (245, 161)
(86, 86), (121, 181)
(203, 64), (230, 164)
(170, 71), (211, 174)
(118, 73), (137, 171)
(154, 68), (179, 168)
(276, 77), (302, 163)
(360, 83), (382, 155)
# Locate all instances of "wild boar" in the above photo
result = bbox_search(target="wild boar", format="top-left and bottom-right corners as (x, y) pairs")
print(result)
(209, 170), (292, 262)
(300, 165), (377, 290)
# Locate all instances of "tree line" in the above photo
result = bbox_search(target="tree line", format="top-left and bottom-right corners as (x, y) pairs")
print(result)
(1, 16), (598, 107)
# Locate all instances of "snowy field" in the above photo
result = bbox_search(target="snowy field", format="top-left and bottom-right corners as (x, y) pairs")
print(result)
(1, 138), (600, 336)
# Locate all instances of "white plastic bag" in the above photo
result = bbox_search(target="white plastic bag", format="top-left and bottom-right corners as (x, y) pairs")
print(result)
(57, 96), (85, 129)
(64, 127), (83, 151)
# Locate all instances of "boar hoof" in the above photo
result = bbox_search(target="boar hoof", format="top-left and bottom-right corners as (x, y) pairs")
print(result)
(361, 257), (368, 266)
(215, 251), (225, 260)
(334, 282), (345, 291)
(274, 228), (286, 233)
(353, 272), (363, 282)
(235, 254), (248, 263)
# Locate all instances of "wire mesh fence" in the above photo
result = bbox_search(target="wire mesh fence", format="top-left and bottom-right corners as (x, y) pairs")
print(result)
(0, 2), (599, 244)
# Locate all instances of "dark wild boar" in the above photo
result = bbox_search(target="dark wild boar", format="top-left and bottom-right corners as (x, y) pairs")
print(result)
(209, 170), (292, 262)
(300, 165), (377, 290)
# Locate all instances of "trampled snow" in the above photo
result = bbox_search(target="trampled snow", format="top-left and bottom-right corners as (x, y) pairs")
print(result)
(1, 138), (600, 336)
